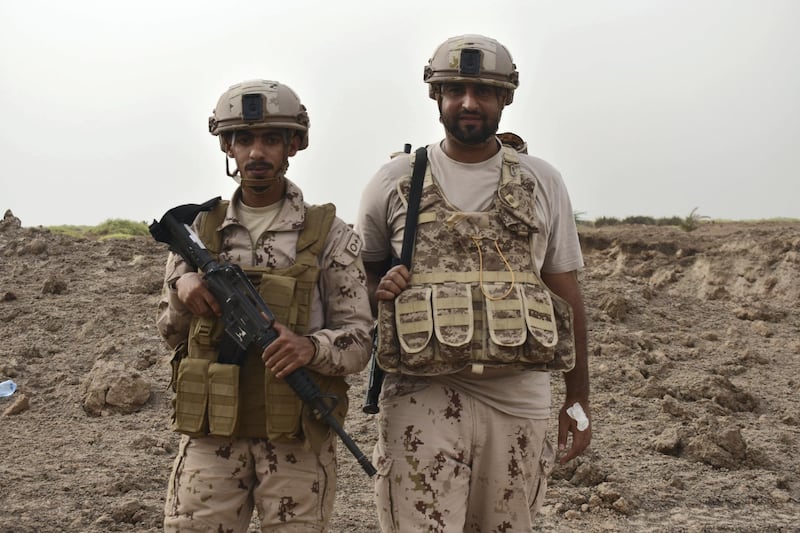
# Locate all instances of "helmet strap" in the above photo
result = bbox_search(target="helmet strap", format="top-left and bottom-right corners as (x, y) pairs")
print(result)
(240, 177), (281, 191)
(225, 157), (239, 178)
(236, 155), (290, 191)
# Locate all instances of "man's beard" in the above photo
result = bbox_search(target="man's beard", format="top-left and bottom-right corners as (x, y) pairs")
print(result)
(441, 111), (499, 145)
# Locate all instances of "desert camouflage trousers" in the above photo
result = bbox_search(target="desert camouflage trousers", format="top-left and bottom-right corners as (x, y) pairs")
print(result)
(164, 434), (336, 532)
(373, 377), (554, 532)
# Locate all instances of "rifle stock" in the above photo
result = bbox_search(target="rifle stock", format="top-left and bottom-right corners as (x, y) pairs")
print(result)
(150, 199), (376, 477)
(362, 340), (384, 414)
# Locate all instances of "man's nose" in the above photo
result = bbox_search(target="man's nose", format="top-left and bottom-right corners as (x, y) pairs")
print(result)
(461, 88), (480, 110)
(248, 139), (268, 158)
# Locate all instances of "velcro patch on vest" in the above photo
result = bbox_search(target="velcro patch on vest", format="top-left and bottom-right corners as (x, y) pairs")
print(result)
(332, 230), (362, 266)
(345, 232), (361, 257)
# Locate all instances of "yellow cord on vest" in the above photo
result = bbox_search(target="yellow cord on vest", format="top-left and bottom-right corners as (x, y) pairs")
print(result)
(471, 236), (516, 300)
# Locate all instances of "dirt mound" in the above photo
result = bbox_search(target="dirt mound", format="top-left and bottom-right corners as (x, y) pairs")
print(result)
(1, 216), (798, 532)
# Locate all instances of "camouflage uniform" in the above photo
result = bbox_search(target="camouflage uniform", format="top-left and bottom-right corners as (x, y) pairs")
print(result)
(157, 180), (373, 532)
(358, 141), (581, 531)
(374, 375), (554, 532)
(356, 33), (589, 532)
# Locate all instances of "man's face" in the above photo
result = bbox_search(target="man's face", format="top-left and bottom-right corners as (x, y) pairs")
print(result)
(226, 127), (299, 205)
(439, 82), (504, 145)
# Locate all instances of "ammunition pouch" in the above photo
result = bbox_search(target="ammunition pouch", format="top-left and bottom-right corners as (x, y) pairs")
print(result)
(376, 276), (575, 375)
(170, 202), (345, 449)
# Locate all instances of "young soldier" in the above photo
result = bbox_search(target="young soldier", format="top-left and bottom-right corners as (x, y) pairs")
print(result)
(156, 79), (373, 532)
(356, 35), (592, 531)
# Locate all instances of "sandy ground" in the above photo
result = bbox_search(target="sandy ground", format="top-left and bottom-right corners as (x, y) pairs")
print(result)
(1, 215), (798, 532)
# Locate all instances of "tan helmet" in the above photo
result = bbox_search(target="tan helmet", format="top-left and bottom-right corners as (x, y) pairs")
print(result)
(208, 79), (310, 152)
(423, 34), (519, 105)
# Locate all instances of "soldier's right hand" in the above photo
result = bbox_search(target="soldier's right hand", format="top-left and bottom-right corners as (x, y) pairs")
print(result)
(174, 273), (222, 318)
(375, 264), (411, 301)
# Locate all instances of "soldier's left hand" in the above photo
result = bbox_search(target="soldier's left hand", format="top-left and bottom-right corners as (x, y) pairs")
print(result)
(262, 322), (315, 379)
(557, 400), (592, 464)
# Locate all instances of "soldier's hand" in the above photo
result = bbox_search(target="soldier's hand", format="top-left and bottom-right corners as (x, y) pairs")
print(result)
(262, 322), (316, 379)
(557, 400), (592, 464)
(175, 273), (222, 318)
(376, 264), (411, 301)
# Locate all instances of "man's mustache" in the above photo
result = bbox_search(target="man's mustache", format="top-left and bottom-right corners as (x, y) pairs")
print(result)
(245, 162), (275, 171)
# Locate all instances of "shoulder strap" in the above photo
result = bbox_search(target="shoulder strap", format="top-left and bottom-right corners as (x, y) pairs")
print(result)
(296, 203), (336, 258)
(198, 199), (229, 255)
(400, 146), (428, 267)
(198, 200), (334, 261)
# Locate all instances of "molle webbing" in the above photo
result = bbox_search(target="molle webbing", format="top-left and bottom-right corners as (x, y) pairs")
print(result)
(196, 201), (335, 333)
(375, 146), (575, 375)
(259, 203), (336, 334)
(197, 200), (229, 255)
(174, 202), (342, 441)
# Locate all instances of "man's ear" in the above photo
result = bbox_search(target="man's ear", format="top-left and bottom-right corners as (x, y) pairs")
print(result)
(287, 134), (301, 157)
(222, 134), (235, 157)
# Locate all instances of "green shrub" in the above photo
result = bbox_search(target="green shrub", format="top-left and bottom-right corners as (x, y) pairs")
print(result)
(89, 219), (149, 237)
(47, 225), (92, 238)
(622, 215), (657, 225)
(593, 216), (621, 227)
(574, 211), (592, 226)
(656, 216), (683, 226)
(679, 207), (709, 232)
(48, 219), (149, 239)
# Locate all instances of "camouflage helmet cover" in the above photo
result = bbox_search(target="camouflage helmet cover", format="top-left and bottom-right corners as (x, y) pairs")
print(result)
(423, 34), (519, 104)
(208, 79), (310, 151)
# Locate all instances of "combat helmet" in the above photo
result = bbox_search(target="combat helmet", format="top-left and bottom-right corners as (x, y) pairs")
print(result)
(208, 79), (310, 152)
(423, 34), (519, 105)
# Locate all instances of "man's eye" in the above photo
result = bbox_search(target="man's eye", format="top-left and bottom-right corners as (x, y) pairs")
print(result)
(237, 134), (254, 144)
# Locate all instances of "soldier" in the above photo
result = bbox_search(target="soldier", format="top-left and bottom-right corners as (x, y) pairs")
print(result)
(356, 35), (592, 531)
(156, 79), (373, 532)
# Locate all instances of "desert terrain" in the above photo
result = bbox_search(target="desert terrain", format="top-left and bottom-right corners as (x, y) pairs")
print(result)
(0, 210), (798, 532)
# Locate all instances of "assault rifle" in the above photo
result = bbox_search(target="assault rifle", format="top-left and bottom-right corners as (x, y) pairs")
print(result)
(150, 198), (376, 477)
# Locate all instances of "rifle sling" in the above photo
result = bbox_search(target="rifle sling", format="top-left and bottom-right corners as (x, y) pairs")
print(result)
(400, 146), (428, 268)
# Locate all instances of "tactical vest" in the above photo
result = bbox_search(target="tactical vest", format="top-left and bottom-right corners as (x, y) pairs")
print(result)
(375, 146), (576, 375)
(172, 200), (348, 451)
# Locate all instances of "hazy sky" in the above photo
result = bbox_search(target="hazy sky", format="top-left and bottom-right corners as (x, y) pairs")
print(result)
(2, 0), (798, 227)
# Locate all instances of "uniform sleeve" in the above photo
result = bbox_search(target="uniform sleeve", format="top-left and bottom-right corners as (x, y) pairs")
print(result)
(306, 218), (373, 376)
(155, 251), (194, 349)
(355, 156), (409, 263)
(524, 155), (585, 274)
(542, 170), (584, 274)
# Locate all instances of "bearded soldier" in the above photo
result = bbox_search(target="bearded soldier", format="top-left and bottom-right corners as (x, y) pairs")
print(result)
(356, 35), (592, 532)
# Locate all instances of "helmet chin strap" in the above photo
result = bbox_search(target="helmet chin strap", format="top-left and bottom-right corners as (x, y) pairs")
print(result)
(226, 158), (290, 192)
(240, 177), (281, 194)
(226, 157), (239, 178)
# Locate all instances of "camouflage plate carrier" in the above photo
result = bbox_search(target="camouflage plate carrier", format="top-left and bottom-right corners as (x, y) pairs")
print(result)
(375, 146), (575, 376)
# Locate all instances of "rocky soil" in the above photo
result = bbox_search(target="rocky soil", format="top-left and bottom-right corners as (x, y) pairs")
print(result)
(1, 209), (798, 532)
